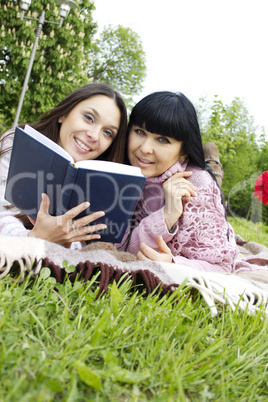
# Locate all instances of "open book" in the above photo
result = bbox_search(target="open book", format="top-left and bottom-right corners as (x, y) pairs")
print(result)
(5, 125), (146, 242)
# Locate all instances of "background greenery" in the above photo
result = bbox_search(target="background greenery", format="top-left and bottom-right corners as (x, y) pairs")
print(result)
(0, 0), (146, 127)
(1, 218), (268, 401)
(197, 95), (268, 226)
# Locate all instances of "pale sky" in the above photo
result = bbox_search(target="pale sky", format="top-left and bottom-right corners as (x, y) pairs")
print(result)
(93, 0), (268, 136)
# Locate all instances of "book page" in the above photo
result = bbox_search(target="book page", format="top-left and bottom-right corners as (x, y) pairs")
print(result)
(24, 125), (73, 162)
(75, 160), (145, 177)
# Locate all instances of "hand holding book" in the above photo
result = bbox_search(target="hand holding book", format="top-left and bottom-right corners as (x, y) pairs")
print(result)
(27, 193), (107, 248)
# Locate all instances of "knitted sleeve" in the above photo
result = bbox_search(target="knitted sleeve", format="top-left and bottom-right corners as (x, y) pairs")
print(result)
(169, 181), (238, 270)
(117, 206), (176, 254)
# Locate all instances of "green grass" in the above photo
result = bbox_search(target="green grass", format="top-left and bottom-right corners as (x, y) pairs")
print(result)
(228, 216), (268, 247)
(1, 219), (268, 401)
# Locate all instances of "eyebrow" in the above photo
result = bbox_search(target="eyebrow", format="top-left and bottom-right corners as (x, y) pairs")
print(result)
(86, 108), (119, 131)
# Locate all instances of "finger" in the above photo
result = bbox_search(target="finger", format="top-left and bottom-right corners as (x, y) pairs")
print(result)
(171, 171), (193, 181)
(75, 210), (106, 227)
(38, 193), (50, 215)
(136, 250), (147, 261)
(156, 235), (171, 254)
(83, 222), (107, 235)
(27, 215), (36, 226)
(177, 188), (193, 202)
(64, 201), (91, 220)
(73, 233), (102, 242)
(71, 221), (107, 235)
(139, 242), (159, 260)
(175, 182), (197, 197)
(175, 179), (197, 192)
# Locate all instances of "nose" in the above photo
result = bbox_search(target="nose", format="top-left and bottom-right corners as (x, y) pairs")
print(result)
(86, 126), (100, 142)
(140, 138), (153, 154)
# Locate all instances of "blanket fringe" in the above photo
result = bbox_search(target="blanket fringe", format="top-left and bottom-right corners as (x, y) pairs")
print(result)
(189, 275), (268, 317)
(162, 263), (268, 318)
(0, 253), (43, 282)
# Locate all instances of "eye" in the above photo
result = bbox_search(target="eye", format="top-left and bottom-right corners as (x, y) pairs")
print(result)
(157, 136), (170, 144)
(134, 128), (146, 136)
(103, 129), (114, 140)
(83, 113), (94, 123)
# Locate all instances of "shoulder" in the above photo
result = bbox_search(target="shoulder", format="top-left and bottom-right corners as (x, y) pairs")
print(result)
(186, 165), (214, 188)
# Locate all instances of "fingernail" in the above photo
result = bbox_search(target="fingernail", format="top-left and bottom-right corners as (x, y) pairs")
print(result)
(100, 224), (107, 229)
(98, 211), (105, 216)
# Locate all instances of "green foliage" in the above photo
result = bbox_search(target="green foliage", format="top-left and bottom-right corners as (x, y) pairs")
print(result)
(256, 132), (268, 172)
(197, 95), (266, 223)
(1, 0), (97, 127)
(1, 266), (268, 400)
(227, 177), (254, 219)
(1, 2), (147, 128)
(89, 24), (147, 110)
(199, 96), (258, 166)
(0, 113), (8, 137)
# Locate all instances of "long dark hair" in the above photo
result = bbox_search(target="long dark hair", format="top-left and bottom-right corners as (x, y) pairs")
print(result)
(1, 83), (127, 163)
(125, 91), (206, 169)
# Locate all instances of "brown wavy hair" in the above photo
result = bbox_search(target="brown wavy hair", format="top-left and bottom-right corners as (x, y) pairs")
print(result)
(1, 83), (128, 163)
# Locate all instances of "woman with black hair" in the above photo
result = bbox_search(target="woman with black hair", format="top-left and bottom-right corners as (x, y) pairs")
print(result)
(116, 91), (239, 272)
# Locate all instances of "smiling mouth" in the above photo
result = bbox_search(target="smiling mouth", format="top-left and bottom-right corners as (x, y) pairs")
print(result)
(137, 156), (153, 164)
(75, 138), (92, 152)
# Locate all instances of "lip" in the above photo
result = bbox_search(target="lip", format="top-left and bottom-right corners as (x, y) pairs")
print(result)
(135, 155), (154, 167)
(74, 137), (93, 153)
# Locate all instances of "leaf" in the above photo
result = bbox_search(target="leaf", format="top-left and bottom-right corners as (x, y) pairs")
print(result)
(108, 366), (150, 384)
(110, 281), (122, 313)
(65, 264), (76, 273)
(74, 361), (102, 390)
(39, 267), (51, 280)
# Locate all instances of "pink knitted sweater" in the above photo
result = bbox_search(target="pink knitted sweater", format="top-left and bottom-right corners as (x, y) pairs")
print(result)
(116, 160), (241, 272)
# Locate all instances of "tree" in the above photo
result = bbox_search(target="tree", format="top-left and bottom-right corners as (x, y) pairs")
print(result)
(197, 96), (260, 198)
(1, 0), (97, 127)
(256, 131), (268, 172)
(1, 2), (147, 128)
(88, 24), (146, 110)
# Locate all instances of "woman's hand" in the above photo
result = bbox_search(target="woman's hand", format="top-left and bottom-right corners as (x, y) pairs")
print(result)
(163, 171), (197, 231)
(27, 193), (107, 248)
(136, 235), (173, 263)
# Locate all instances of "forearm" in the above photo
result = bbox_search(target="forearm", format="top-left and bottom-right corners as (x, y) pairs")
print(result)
(0, 212), (30, 237)
(125, 207), (177, 254)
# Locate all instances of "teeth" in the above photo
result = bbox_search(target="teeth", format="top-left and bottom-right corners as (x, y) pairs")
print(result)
(76, 138), (91, 151)
(139, 157), (151, 164)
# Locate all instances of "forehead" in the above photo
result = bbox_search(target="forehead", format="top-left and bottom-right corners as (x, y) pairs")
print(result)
(77, 95), (115, 109)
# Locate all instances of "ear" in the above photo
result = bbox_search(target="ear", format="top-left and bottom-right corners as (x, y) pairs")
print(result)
(58, 116), (64, 123)
(179, 153), (188, 164)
